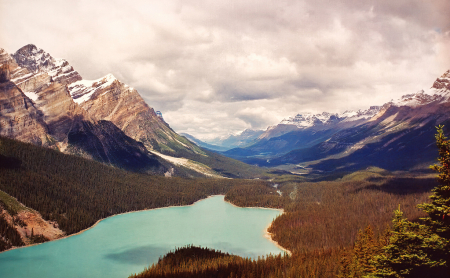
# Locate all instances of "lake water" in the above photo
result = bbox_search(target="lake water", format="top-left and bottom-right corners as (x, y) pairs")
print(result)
(0, 195), (284, 278)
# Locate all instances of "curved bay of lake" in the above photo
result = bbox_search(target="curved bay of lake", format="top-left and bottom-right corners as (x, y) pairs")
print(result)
(0, 195), (284, 278)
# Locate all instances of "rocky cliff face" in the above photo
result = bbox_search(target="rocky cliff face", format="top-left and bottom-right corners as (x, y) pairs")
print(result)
(5, 45), (94, 149)
(0, 48), (49, 145)
(12, 44), (82, 86)
(431, 70), (450, 91)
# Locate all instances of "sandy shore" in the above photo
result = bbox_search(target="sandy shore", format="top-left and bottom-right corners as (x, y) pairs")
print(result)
(2, 195), (292, 257)
(264, 224), (292, 256)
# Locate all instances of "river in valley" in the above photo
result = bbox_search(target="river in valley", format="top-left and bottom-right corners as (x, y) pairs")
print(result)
(0, 195), (285, 278)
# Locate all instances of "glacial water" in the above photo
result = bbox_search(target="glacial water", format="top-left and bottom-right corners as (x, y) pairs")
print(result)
(0, 195), (284, 278)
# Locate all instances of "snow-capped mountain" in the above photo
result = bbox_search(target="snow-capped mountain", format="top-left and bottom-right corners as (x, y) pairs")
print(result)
(68, 74), (118, 104)
(280, 112), (338, 127)
(11, 44), (82, 86)
(278, 107), (383, 129)
(224, 69), (450, 172)
(258, 81), (450, 142)
(275, 106), (382, 130)
(258, 106), (381, 141)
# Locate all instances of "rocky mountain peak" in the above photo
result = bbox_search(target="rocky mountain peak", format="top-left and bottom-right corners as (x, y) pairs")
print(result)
(12, 44), (56, 73)
(432, 69), (450, 91)
(389, 90), (442, 108)
(280, 112), (339, 128)
(10, 44), (82, 87)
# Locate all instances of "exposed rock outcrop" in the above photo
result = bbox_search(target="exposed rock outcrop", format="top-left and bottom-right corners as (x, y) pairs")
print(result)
(0, 49), (49, 145)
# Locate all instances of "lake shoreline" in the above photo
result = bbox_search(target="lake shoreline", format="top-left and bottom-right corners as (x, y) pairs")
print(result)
(223, 199), (292, 256)
(264, 224), (292, 256)
(0, 195), (222, 254)
(1, 195), (291, 257)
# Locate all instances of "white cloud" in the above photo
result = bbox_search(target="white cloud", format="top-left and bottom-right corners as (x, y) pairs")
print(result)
(1, 0), (449, 140)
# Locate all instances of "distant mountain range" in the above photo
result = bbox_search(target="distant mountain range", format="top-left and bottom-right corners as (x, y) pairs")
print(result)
(0, 44), (260, 178)
(181, 129), (264, 152)
(180, 133), (229, 152)
(221, 70), (450, 173)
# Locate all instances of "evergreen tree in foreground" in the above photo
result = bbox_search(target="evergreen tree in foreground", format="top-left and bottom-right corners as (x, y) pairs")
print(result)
(418, 125), (450, 251)
(367, 126), (450, 277)
(368, 206), (446, 277)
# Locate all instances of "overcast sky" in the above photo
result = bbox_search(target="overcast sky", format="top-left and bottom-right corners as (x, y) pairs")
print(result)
(1, 0), (450, 140)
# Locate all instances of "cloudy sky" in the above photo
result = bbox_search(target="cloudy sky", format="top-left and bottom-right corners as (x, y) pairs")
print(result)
(1, 0), (450, 140)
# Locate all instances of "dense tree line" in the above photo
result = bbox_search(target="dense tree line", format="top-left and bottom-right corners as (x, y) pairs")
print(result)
(130, 245), (340, 278)
(224, 182), (285, 209)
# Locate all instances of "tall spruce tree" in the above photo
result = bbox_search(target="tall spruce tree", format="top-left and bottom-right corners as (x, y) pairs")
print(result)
(339, 225), (380, 277)
(368, 126), (450, 277)
(368, 206), (445, 278)
(418, 126), (450, 247)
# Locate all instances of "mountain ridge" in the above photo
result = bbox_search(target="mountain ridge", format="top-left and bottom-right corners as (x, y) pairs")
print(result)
(222, 70), (450, 173)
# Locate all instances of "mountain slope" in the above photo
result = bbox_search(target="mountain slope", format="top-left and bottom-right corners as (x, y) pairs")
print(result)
(67, 74), (205, 157)
(223, 70), (450, 172)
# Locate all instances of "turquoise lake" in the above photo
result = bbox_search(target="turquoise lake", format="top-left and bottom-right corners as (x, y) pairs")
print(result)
(0, 195), (284, 278)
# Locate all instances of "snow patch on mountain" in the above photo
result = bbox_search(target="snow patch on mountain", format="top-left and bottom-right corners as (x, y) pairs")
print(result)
(68, 74), (118, 104)
(280, 112), (338, 128)
(389, 90), (443, 108)
(280, 107), (380, 128)
(23, 91), (39, 101)
(340, 106), (381, 122)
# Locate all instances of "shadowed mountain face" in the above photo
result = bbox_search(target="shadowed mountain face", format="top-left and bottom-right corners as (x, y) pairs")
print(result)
(222, 70), (450, 172)
(67, 120), (165, 173)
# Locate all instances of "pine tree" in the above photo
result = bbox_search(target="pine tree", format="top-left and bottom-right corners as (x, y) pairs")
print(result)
(354, 225), (379, 276)
(368, 207), (446, 278)
(418, 125), (450, 245)
(338, 225), (381, 277)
